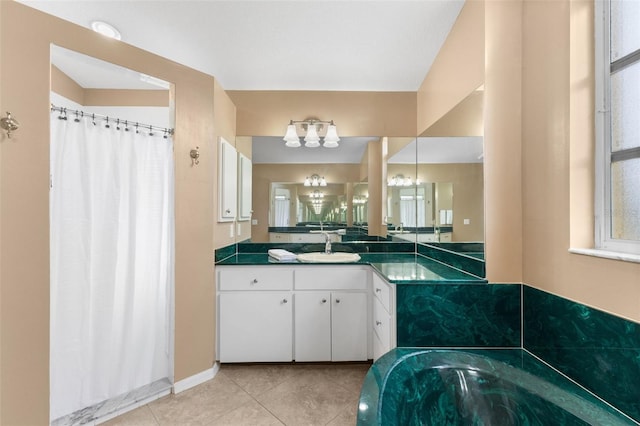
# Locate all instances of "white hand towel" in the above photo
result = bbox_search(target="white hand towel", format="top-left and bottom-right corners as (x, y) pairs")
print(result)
(268, 249), (298, 261)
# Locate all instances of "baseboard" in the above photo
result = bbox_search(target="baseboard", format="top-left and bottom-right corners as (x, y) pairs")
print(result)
(172, 363), (220, 394)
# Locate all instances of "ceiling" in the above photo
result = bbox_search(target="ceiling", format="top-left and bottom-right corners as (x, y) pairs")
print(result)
(19, 0), (465, 92)
(389, 137), (484, 164)
(252, 136), (374, 164)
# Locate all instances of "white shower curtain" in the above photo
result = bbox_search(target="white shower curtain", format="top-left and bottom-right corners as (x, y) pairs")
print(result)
(50, 114), (174, 420)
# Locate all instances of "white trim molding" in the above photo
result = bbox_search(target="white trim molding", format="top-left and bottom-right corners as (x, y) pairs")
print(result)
(172, 363), (220, 394)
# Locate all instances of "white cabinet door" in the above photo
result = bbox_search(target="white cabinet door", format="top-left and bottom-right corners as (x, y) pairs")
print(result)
(218, 138), (237, 222)
(331, 292), (368, 361)
(219, 292), (292, 362)
(294, 291), (331, 362)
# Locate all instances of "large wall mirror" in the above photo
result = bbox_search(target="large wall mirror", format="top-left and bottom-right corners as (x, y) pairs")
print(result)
(387, 136), (484, 246)
(249, 136), (392, 243)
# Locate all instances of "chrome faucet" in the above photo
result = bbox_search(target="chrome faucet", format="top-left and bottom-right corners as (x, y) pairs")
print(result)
(323, 232), (332, 254)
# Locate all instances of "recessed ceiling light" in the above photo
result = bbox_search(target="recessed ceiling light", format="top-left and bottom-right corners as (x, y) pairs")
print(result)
(90, 21), (121, 40)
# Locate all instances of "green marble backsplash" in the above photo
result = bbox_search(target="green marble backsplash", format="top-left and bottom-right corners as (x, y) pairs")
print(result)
(396, 283), (521, 347)
(524, 286), (640, 423)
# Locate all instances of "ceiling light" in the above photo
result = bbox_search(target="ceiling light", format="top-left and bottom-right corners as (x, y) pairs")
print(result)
(91, 21), (121, 40)
(283, 118), (339, 148)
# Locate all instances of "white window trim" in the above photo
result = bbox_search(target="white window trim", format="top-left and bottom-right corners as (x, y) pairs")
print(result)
(592, 0), (640, 256)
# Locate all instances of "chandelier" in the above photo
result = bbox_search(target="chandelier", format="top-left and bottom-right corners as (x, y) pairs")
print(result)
(283, 118), (340, 148)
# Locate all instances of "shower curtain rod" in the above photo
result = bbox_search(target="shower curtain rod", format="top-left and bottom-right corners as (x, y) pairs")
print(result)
(51, 104), (174, 136)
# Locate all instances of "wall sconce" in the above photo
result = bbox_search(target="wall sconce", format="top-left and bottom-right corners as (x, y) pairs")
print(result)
(304, 174), (327, 187)
(283, 118), (340, 148)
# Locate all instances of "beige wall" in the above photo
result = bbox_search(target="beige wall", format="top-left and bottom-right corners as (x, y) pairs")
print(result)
(52, 66), (170, 107)
(417, 0), (484, 135)
(213, 79), (240, 248)
(484, 0), (523, 282)
(520, 0), (640, 321)
(229, 90), (417, 137)
(0, 2), (222, 423)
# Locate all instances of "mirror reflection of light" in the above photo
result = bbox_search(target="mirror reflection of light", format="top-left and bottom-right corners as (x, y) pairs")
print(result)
(358, 402), (369, 412)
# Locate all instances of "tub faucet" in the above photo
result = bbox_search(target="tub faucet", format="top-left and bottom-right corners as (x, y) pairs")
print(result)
(323, 232), (332, 254)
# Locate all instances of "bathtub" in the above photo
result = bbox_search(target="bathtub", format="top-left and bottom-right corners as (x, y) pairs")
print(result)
(357, 349), (637, 425)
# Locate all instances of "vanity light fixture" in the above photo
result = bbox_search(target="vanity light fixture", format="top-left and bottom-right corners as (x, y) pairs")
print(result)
(90, 21), (121, 40)
(304, 174), (327, 187)
(283, 118), (340, 148)
(310, 190), (324, 198)
(388, 175), (414, 187)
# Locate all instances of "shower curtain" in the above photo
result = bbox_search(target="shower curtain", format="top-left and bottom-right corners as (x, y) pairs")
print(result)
(50, 113), (174, 420)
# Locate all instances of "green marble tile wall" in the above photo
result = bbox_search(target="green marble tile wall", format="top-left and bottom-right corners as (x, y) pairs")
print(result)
(396, 283), (521, 347)
(524, 285), (640, 423)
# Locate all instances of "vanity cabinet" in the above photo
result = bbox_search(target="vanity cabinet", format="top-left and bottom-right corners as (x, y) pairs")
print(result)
(217, 265), (369, 363)
(294, 291), (368, 362)
(372, 272), (396, 360)
(218, 267), (294, 362)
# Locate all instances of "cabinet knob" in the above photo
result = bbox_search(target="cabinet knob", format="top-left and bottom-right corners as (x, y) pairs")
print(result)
(282, 299), (288, 304)
(375, 288), (382, 293)
(321, 299), (327, 303)
(335, 299), (341, 304)
(225, 209), (231, 214)
(252, 279), (258, 284)
(376, 320), (382, 326)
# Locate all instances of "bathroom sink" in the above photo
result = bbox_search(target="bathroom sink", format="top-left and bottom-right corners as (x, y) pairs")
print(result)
(297, 252), (361, 263)
(388, 230), (411, 234)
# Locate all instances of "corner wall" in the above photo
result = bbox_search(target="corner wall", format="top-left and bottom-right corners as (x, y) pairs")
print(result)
(521, 0), (640, 321)
(0, 2), (221, 423)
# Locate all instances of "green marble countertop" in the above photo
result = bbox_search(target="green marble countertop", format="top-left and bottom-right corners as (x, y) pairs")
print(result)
(216, 252), (486, 284)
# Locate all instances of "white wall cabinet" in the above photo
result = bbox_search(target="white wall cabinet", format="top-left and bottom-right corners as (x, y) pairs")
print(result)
(218, 137), (237, 222)
(218, 265), (371, 363)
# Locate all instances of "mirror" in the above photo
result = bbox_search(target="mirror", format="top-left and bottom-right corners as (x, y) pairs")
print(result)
(352, 182), (368, 226)
(269, 182), (347, 226)
(250, 136), (382, 242)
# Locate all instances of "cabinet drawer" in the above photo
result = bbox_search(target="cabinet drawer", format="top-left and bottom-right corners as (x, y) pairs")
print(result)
(219, 267), (293, 291)
(295, 268), (367, 290)
(373, 296), (391, 345)
(372, 273), (392, 313)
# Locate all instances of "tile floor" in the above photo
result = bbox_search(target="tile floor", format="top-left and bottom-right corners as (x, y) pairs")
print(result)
(103, 362), (371, 426)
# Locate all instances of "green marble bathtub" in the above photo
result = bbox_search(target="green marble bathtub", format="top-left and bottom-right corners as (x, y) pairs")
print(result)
(358, 348), (636, 426)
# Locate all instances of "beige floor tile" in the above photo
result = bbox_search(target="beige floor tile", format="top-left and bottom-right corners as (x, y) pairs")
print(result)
(208, 399), (284, 426)
(255, 371), (355, 426)
(149, 374), (253, 426)
(326, 403), (359, 426)
(104, 363), (368, 426)
(101, 405), (159, 426)
(220, 364), (300, 397)
(310, 363), (370, 395)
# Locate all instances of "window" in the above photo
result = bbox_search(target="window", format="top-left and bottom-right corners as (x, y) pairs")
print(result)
(595, 0), (640, 255)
